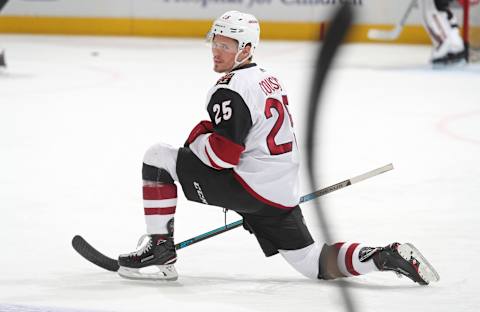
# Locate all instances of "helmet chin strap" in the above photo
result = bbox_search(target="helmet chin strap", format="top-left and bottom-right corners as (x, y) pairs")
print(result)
(232, 49), (252, 70)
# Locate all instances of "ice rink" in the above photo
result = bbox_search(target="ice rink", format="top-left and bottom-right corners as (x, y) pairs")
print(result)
(1, 34), (479, 312)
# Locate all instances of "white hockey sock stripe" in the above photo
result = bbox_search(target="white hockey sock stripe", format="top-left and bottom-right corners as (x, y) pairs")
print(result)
(337, 242), (359, 277)
(143, 198), (177, 208)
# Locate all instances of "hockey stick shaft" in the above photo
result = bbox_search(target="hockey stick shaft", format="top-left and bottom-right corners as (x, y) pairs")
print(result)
(175, 163), (393, 250)
(367, 0), (416, 40)
(0, 0), (9, 12)
(305, 5), (356, 312)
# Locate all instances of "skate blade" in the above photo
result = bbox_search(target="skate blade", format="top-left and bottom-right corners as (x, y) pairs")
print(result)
(432, 57), (467, 69)
(398, 243), (440, 284)
(118, 264), (178, 281)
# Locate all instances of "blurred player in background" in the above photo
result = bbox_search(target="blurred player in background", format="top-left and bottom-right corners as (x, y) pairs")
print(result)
(0, 51), (5, 68)
(0, 0), (9, 68)
(116, 10), (439, 286)
(420, 0), (466, 65)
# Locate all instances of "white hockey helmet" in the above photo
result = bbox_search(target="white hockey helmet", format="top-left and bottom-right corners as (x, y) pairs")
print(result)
(207, 11), (260, 55)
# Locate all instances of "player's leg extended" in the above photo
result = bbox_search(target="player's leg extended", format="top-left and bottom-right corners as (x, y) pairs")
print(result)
(420, 0), (465, 64)
(175, 148), (438, 285)
(281, 241), (439, 285)
(118, 143), (179, 281)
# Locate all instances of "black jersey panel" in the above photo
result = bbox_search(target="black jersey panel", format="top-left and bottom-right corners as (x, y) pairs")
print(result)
(207, 88), (253, 146)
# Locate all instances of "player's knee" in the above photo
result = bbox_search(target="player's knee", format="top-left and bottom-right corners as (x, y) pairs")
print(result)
(142, 163), (174, 183)
(143, 143), (179, 182)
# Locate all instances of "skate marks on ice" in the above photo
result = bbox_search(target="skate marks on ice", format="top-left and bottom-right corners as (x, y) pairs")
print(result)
(178, 273), (437, 292)
(104, 270), (432, 294)
(0, 271), (446, 312)
(0, 304), (112, 312)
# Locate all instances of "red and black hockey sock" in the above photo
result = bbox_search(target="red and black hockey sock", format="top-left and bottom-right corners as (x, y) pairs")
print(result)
(143, 183), (177, 235)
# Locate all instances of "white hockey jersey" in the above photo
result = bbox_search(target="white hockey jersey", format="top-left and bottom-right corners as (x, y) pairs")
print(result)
(189, 63), (300, 208)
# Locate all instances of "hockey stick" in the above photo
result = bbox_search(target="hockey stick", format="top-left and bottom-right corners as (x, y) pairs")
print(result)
(305, 4), (356, 312)
(72, 163), (393, 272)
(367, 0), (416, 40)
(0, 0), (9, 12)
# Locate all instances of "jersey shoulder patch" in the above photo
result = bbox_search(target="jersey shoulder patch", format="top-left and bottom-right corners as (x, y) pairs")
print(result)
(216, 72), (235, 86)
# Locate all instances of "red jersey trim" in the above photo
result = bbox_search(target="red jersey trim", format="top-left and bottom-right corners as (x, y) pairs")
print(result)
(232, 171), (294, 210)
(208, 133), (245, 166)
(205, 146), (223, 170)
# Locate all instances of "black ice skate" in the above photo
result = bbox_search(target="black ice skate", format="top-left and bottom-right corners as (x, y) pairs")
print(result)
(372, 242), (440, 285)
(432, 49), (467, 66)
(118, 234), (178, 281)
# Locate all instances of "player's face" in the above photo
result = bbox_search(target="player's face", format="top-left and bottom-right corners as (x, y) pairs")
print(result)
(211, 35), (239, 73)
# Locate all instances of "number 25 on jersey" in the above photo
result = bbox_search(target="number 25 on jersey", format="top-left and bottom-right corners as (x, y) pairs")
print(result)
(212, 100), (232, 124)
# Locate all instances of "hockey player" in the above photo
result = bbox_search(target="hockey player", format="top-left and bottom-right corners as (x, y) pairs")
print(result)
(0, 0), (8, 68)
(420, 0), (466, 65)
(0, 50), (5, 68)
(118, 11), (439, 285)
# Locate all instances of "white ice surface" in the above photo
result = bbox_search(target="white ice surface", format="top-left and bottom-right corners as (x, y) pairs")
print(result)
(0, 35), (479, 312)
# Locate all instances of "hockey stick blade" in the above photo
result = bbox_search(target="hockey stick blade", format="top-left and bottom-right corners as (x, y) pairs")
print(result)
(367, 27), (403, 41)
(367, 0), (416, 41)
(72, 235), (119, 272)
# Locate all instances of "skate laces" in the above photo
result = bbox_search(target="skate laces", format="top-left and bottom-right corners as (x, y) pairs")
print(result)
(359, 247), (381, 262)
(126, 234), (152, 257)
